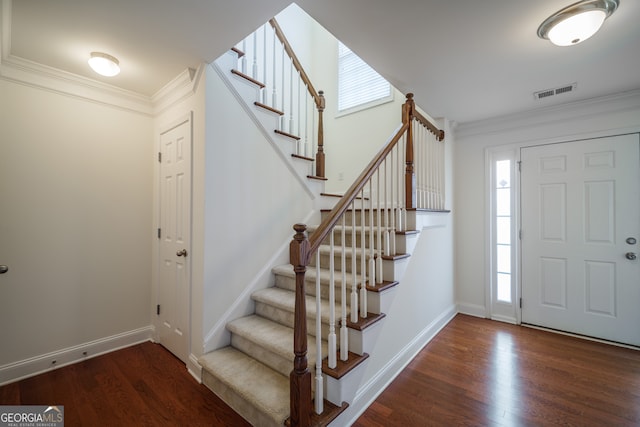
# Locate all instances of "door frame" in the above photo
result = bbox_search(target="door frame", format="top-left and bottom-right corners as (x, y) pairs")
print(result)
(153, 111), (193, 361)
(485, 129), (640, 327)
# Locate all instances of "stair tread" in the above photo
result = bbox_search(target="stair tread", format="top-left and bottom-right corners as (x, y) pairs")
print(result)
(308, 224), (401, 234)
(199, 346), (289, 425)
(252, 287), (350, 321)
(273, 264), (362, 287)
(313, 244), (409, 264)
(228, 314), (328, 361)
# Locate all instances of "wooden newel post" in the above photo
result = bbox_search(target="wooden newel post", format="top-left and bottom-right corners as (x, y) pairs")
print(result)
(404, 93), (416, 209)
(289, 223), (312, 427)
(315, 90), (326, 178)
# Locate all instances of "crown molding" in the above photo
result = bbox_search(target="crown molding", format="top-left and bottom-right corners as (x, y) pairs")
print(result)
(0, 0), (201, 116)
(0, 53), (154, 115)
(152, 63), (204, 115)
(455, 89), (640, 139)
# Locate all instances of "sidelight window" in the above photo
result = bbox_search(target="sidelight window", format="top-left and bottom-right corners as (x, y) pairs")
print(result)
(495, 159), (512, 303)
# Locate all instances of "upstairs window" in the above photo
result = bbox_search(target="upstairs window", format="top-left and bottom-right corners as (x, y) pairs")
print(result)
(337, 41), (392, 114)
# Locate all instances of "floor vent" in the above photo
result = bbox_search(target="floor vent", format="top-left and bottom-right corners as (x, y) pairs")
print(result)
(534, 83), (577, 100)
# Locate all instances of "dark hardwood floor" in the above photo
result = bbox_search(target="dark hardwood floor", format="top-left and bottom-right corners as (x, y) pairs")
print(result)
(1, 314), (638, 426)
(0, 341), (251, 426)
(354, 314), (640, 427)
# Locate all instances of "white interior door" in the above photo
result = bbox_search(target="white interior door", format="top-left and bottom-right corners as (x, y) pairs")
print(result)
(158, 117), (192, 362)
(521, 133), (640, 346)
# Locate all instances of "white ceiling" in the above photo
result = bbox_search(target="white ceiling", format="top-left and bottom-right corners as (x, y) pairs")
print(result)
(3, 0), (640, 124)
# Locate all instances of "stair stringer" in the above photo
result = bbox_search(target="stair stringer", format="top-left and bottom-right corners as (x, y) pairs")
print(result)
(212, 51), (325, 199)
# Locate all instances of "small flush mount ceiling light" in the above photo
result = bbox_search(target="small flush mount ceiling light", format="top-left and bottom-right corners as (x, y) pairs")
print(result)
(537, 0), (619, 46)
(88, 52), (120, 77)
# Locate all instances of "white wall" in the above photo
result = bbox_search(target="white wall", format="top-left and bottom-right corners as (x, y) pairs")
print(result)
(454, 90), (640, 317)
(279, 4), (408, 194)
(0, 78), (153, 380)
(200, 63), (315, 353)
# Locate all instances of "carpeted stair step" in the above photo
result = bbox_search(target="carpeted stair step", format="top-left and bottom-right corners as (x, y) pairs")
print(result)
(252, 287), (350, 341)
(199, 346), (289, 427)
(272, 264), (362, 303)
(227, 314), (328, 378)
(308, 224), (390, 248)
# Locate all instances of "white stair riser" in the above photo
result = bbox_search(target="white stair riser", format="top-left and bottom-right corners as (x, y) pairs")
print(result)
(367, 287), (398, 316)
(348, 321), (385, 356)
(324, 359), (369, 407)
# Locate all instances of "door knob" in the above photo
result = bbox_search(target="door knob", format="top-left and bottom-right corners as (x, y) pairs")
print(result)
(626, 237), (637, 245)
(626, 252), (637, 261)
(176, 249), (188, 257)
(0, 265), (8, 274)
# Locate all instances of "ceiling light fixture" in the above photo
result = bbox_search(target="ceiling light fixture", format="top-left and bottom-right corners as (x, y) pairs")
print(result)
(88, 52), (120, 77)
(537, 0), (619, 46)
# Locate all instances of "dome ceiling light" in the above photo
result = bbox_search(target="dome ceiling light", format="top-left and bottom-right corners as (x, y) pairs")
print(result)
(537, 0), (620, 46)
(88, 52), (120, 77)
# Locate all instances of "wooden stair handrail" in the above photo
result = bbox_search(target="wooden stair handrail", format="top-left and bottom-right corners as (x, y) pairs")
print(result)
(289, 93), (444, 426)
(270, 17), (326, 178)
(307, 122), (408, 258)
(269, 18), (322, 107)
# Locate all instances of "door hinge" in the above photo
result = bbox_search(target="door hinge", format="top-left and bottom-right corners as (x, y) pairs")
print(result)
(158, 152), (162, 163)
(157, 228), (161, 239)
(519, 298), (522, 308)
(519, 229), (522, 240)
(157, 304), (160, 315)
(518, 160), (522, 172)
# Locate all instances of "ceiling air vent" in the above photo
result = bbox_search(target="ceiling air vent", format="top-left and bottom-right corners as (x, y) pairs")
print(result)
(534, 83), (577, 100)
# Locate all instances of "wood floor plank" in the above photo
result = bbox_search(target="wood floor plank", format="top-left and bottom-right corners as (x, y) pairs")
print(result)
(1, 315), (638, 426)
(354, 314), (640, 427)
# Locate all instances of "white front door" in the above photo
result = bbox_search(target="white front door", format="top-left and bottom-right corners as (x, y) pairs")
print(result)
(521, 133), (640, 346)
(158, 117), (192, 362)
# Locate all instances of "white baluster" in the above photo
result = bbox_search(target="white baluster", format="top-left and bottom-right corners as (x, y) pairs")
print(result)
(304, 89), (309, 158)
(315, 251), (323, 414)
(262, 24), (267, 104)
(280, 47), (285, 130)
(351, 201), (359, 323)
(376, 171), (383, 285)
(360, 188), (368, 318)
(328, 230), (337, 369)
(340, 215), (348, 361)
(252, 32), (258, 79)
(271, 30), (277, 108)
(389, 149), (396, 256)
(241, 40), (247, 74)
(289, 62), (294, 133)
(368, 180), (376, 301)
(297, 77), (302, 154)
(383, 158), (390, 256)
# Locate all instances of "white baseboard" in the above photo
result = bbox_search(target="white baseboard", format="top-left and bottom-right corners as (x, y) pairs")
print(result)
(456, 302), (487, 318)
(0, 326), (154, 386)
(187, 353), (202, 383)
(335, 305), (457, 426)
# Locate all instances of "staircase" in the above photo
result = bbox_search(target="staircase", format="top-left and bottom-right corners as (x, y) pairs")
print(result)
(199, 208), (409, 426)
(199, 16), (446, 426)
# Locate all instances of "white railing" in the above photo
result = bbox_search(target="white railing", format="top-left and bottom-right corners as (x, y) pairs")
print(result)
(234, 20), (325, 176)
(413, 118), (445, 210)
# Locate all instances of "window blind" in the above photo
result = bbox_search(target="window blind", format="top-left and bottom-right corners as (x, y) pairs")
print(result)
(338, 42), (391, 112)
